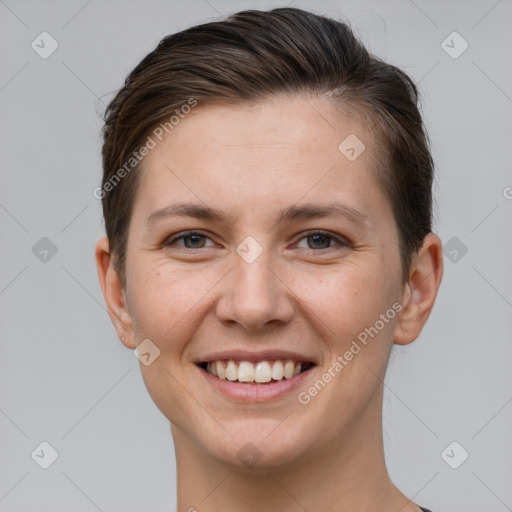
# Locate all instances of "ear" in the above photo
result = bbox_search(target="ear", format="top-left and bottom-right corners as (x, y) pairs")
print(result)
(95, 237), (136, 349)
(393, 233), (443, 345)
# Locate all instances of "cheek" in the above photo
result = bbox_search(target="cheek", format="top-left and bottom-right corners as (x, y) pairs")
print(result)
(293, 266), (398, 420)
(127, 259), (220, 345)
(289, 260), (397, 344)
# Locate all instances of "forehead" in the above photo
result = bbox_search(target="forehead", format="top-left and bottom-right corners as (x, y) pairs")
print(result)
(132, 94), (389, 225)
(151, 95), (372, 168)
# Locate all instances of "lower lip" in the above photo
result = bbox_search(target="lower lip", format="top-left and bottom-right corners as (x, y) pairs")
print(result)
(198, 365), (315, 402)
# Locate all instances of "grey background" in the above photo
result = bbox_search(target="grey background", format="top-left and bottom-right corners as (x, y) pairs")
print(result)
(1, 0), (511, 511)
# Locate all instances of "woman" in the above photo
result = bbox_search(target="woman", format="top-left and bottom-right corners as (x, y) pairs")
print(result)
(95, 8), (443, 512)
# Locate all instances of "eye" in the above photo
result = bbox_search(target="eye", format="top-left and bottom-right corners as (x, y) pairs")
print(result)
(163, 229), (349, 252)
(294, 230), (348, 252)
(164, 231), (215, 249)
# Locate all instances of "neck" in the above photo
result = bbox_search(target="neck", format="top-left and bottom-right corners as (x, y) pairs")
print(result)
(172, 386), (420, 512)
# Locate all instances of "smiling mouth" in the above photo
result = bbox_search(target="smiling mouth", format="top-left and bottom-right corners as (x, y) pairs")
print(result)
(197, 359), (315, 384)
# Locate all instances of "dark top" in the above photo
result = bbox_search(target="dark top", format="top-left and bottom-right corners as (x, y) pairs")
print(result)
(420, 508), (433, 512)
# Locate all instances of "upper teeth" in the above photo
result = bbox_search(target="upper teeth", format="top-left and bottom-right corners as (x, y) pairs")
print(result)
(206, 359), (303, 383)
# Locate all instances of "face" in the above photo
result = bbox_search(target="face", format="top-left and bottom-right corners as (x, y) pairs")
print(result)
(116, 95), (407, 468)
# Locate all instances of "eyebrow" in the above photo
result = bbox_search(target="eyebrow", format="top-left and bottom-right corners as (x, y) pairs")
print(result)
(144, 201), (370, 230)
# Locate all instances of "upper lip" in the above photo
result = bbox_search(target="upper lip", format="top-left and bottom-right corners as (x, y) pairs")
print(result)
(196, 349), (317, 364)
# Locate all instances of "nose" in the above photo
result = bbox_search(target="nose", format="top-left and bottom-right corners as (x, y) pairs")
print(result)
(215, 250), (295, 332)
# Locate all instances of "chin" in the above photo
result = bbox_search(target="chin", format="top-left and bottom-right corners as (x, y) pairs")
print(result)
(200, 418), (316, 470)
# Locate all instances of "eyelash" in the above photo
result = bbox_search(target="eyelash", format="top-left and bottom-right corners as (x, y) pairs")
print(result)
(164, 230), (349, 253)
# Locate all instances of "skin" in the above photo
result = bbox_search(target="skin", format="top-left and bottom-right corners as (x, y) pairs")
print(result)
(96, 94), (443, 512)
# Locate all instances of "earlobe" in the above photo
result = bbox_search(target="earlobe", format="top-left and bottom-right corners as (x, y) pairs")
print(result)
(393, 233), (443, 346)
(95, 237), (136, 349)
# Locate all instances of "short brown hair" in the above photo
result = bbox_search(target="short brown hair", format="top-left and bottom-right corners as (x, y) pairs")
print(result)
(100, 7), (434, 286)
